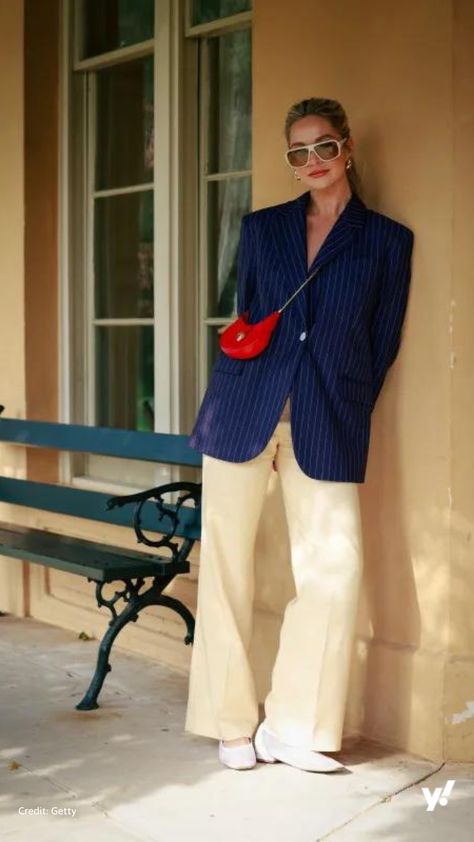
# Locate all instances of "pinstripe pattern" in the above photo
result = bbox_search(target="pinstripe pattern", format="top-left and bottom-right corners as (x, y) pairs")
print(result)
(189, 190), (414, 482)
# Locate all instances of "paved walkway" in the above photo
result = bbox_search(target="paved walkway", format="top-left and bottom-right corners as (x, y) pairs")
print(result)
(1, 615), (472, 841)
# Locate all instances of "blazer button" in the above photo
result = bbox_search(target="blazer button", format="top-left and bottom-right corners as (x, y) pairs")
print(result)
(299, 331), (306, 341)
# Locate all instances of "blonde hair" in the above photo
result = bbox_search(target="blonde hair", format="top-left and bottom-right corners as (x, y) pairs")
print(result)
(284, 97), (362, 197)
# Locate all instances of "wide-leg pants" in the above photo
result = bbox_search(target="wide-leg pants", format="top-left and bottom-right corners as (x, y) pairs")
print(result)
(184, 420), (364, 751)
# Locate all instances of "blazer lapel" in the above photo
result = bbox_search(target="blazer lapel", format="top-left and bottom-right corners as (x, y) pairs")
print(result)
(272, 190), (367, 324)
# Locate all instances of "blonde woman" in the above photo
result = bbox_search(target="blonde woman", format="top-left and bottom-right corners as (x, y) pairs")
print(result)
(185, 97), (414, 772)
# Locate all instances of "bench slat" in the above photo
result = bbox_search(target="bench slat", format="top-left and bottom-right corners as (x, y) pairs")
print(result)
(0, 477), (201, 537)
(0, 522), (189, 582)
(0, 416), (202, 466)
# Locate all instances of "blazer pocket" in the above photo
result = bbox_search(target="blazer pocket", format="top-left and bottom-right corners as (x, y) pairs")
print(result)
(213, 352), (246, 375)
(339, 374), (374, 407)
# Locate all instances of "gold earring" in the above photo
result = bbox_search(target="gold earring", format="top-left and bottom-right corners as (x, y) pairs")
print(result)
(345, 158), (352, 170)
(293, 171), (301, 180)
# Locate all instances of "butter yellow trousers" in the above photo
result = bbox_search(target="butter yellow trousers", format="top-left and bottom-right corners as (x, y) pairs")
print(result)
(184, 420), (364, 751)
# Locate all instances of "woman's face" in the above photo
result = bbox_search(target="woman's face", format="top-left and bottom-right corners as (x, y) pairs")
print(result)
(286, 114), (354, 193)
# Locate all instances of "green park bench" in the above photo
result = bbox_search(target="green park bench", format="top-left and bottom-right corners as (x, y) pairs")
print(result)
(0, 405), (202, 711)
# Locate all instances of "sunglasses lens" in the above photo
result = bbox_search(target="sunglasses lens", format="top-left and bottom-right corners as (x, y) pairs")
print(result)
(315, 141), (340, 160)
(287, 148), (309, 167)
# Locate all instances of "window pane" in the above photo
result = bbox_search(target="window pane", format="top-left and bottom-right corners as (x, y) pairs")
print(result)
(96, 57), (154, 190)
(95, 326), (154, 431)
(192, 0), (251, 25)
(208, 28), (251, 173)
(82, 0), (154, 58)
(207, 176), (251, 318)
(94, 191), (154, 319)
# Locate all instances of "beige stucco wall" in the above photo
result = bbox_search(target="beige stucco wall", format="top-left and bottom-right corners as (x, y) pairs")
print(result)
(0, 0), (472, 763)
(248, 0), (473, 762)
(446, 0), (474, 759)
(0, 0), (25, 616)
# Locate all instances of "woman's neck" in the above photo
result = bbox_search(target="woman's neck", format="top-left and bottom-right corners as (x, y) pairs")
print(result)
(307, 184), (352, 218)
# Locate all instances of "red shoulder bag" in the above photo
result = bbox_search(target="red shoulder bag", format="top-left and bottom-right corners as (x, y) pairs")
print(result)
(219, 265), (322, 359)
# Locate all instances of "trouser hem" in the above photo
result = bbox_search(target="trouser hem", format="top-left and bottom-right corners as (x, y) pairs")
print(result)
(184, 722), (258, 742)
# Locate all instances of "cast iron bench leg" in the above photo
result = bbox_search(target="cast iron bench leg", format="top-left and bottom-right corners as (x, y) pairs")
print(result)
(76, 575), (195, 711)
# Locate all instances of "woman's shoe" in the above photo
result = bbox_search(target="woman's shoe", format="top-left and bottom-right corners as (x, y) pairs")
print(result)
(218, 737), (256, 770)
(254, 723), (345, 773)
(253, 722), (277, 763)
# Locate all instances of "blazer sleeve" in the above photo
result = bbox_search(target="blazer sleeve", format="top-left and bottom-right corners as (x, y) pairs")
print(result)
(370, 226), (415, 405)
(236, 213), (257, 315)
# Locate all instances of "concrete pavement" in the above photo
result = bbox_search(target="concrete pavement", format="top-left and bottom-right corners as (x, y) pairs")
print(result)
(1, 615), (472, 841)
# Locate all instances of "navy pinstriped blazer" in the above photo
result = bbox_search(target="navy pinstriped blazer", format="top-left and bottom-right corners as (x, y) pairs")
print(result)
(189, 189), (414, 482)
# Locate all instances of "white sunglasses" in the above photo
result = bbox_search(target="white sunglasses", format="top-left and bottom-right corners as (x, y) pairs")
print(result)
(285, 136), (348, 168)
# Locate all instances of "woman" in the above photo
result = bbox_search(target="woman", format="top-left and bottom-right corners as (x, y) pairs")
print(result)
(184, 98), (414, 772)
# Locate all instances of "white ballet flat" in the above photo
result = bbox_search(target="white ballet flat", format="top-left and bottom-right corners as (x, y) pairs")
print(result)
(254, 723), (345, 773)
(218, 738), (256, 770)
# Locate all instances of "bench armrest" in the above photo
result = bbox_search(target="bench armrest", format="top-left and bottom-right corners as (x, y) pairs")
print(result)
(105, 481), (201, 564)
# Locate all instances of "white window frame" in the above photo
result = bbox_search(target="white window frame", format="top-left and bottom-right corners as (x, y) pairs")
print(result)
(58, 0), (189, 494)
(58, 0), (252, 495)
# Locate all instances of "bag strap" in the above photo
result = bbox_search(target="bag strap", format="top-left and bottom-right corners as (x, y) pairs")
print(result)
(277, 265), (322, 314)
